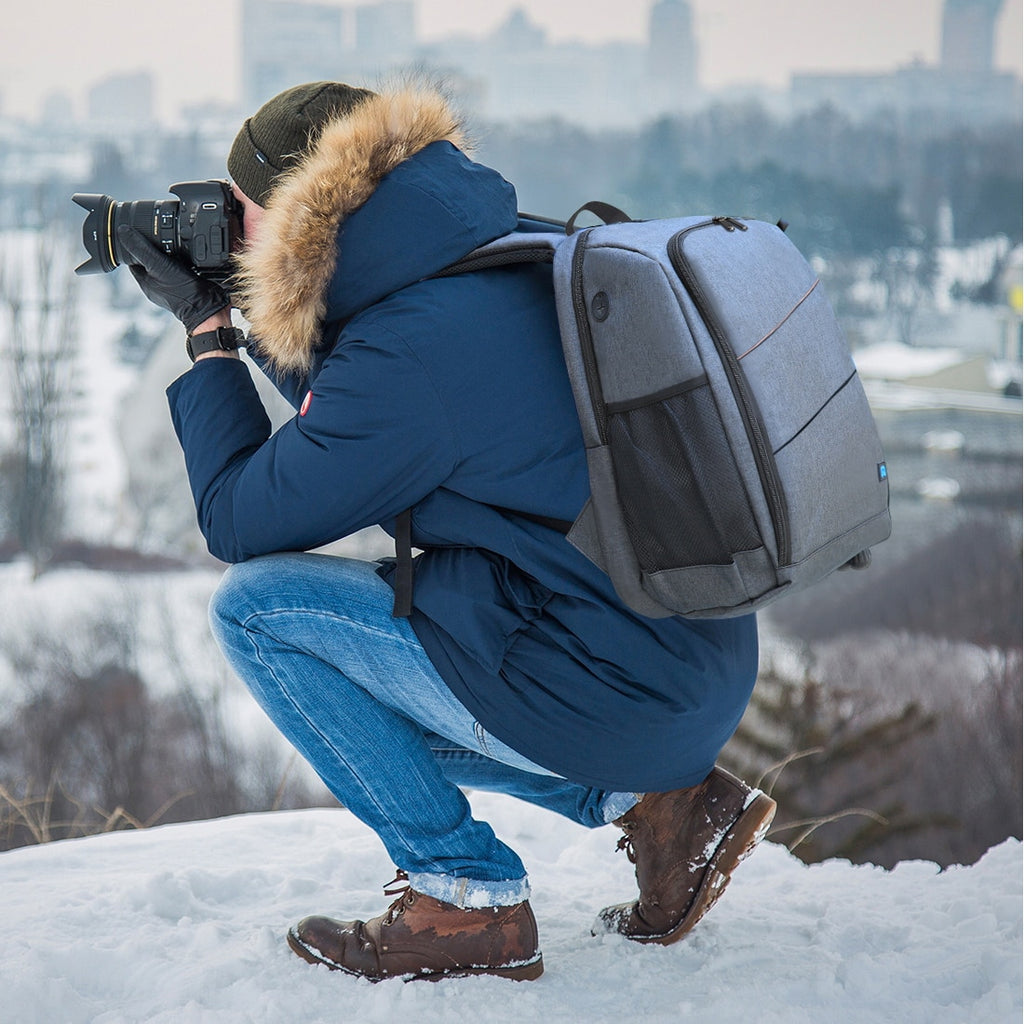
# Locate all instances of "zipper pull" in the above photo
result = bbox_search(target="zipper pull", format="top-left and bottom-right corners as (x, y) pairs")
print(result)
(713, 216), (748, 232)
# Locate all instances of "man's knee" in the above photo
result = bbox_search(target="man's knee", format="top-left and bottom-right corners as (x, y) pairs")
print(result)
(208, 556), (279, 637)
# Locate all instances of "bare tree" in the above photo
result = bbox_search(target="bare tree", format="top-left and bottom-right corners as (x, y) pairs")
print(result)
(723, 655), (940, 866)
(0, 214), (80, 575)
(877, 245), (935, 347)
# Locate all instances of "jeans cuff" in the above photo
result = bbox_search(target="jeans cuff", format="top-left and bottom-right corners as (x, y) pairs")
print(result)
(601, 791), (640, 824)
(407, 871), (531, 909)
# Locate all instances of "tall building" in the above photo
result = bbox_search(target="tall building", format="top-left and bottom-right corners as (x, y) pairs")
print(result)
(490, 8), (547, 54)
(940, 0), (1005, 74)
(421, 7), (650, 126)
(647, 0), (699, 112)
(241, 1), (419, 107)
(242, 0), (347, 111)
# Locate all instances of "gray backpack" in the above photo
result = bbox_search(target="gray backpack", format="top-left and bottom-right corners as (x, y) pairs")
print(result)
(423, 203), (892, 620)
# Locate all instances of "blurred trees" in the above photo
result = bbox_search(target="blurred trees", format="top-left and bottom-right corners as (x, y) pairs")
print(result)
(723, 634), (1021, 869)
(724, 662), (941, 865)
(477, 102), (1021, 256)
(0, 203), (80, 576)
(0, 597), (328, 852)
(770, 517), (1023, 650)
(726, 504), (1023, 869)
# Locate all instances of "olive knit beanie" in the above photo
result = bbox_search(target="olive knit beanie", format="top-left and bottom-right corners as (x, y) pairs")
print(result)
(228, 81), (376, 206)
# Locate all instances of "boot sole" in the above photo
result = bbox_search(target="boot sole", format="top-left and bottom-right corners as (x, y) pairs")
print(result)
(286, 928), (545, 982)
(629, 790), (777, 946)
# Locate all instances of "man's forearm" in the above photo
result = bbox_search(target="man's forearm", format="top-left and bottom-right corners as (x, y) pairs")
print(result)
(166, 357), (272, 560)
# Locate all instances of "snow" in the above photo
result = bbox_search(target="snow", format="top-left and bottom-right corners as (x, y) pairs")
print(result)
(921, 429), (966, 453)
(0, 794), (1019, 1024)
(933, 238), (1016, 314)
(0, 564), (228, 702)
(862, 378), (1022, 414)
(915, 476), (961, 501)
(854, 342), (967, 381)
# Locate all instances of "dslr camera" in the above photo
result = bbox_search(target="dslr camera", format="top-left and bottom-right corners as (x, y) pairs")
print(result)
(72, 180), (243, 284)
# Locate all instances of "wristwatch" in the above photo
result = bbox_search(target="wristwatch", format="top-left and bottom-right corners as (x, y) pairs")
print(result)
(186, 325), (246, 362)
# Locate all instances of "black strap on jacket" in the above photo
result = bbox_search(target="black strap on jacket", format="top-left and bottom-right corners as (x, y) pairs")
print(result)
(390, 505), (572, 619)
(392, 509), (414, 617)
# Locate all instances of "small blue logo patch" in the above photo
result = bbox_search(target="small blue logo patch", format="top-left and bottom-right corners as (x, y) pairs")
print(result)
(878, 462), (888, 482)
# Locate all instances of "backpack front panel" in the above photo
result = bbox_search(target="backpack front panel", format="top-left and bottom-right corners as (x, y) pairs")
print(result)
(673, 220), (890, 570)
(555, 227), (774, 613)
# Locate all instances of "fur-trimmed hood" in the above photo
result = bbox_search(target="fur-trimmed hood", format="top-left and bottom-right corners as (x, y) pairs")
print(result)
(231, 88), (515, 375)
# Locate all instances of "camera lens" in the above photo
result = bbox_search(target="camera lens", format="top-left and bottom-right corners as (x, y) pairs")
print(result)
(71, 195), (181, 275)
(72, 181), (240, 282)
(119, 200), (174, 261)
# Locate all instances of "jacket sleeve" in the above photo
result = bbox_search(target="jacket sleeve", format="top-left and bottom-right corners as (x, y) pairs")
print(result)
(166, 326), (459, 563)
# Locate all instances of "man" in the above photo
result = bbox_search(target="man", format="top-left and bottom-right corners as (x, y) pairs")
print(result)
(117, 81), (775, 983)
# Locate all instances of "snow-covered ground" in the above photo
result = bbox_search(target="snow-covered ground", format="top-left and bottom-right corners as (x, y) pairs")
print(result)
(0, 793), (1020, 1024)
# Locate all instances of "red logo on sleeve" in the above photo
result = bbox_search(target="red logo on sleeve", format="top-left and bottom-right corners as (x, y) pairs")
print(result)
(300, 390), (313, 416)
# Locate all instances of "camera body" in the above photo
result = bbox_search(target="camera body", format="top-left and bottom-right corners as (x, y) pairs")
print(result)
(72, 180), (243, 284)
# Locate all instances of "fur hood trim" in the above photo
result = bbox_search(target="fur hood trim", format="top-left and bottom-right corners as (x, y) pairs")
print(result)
(232, 88), (467, 374)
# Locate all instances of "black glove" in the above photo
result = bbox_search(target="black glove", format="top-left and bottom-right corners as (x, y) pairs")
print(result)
(116, 225), (229, 332)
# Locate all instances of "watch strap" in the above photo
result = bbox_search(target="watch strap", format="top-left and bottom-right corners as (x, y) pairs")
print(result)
(186, 326), (246, 362)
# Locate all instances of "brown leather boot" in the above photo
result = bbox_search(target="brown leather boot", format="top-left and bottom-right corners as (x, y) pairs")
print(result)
(287, 871), (544, 982)
(594, 766), (776, 945)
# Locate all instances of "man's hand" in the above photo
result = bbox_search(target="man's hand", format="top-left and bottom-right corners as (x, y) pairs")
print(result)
(117, 225), (230, 332)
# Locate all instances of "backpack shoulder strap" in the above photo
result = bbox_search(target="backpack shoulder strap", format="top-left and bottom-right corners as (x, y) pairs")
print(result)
(393, 205), (631, 618)
(431, 230), (564, 279)
(430, 203), (634, 279)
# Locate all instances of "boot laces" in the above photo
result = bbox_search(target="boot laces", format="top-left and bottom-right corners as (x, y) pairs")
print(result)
(616, 827), (638, 864)
(382, 869), (412, 924)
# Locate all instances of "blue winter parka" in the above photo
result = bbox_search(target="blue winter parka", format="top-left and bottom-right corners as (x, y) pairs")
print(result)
(166, 89), (758, 792)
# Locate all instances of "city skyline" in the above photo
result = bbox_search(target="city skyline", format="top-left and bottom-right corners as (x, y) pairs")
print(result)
(1, 0), (1021, 123)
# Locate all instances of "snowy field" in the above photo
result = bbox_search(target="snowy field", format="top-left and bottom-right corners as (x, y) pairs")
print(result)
(0, 792), (1020, 1024)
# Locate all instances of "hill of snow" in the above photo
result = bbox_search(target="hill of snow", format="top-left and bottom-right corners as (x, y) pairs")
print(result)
(1, 793), (1019, 1024)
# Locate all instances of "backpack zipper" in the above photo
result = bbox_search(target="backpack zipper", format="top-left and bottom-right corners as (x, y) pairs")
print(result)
(668, 220), (792, 567)
(712, 215), (748, 232)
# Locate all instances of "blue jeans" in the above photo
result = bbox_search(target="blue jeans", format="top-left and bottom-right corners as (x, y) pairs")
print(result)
(209, 553), (637, 908)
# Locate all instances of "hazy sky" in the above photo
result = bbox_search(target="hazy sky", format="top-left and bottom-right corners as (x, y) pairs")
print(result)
(1, 0), (1021, 121)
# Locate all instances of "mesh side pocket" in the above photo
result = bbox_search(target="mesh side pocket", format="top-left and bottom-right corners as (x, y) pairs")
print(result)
(607, 382), (761, 574)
